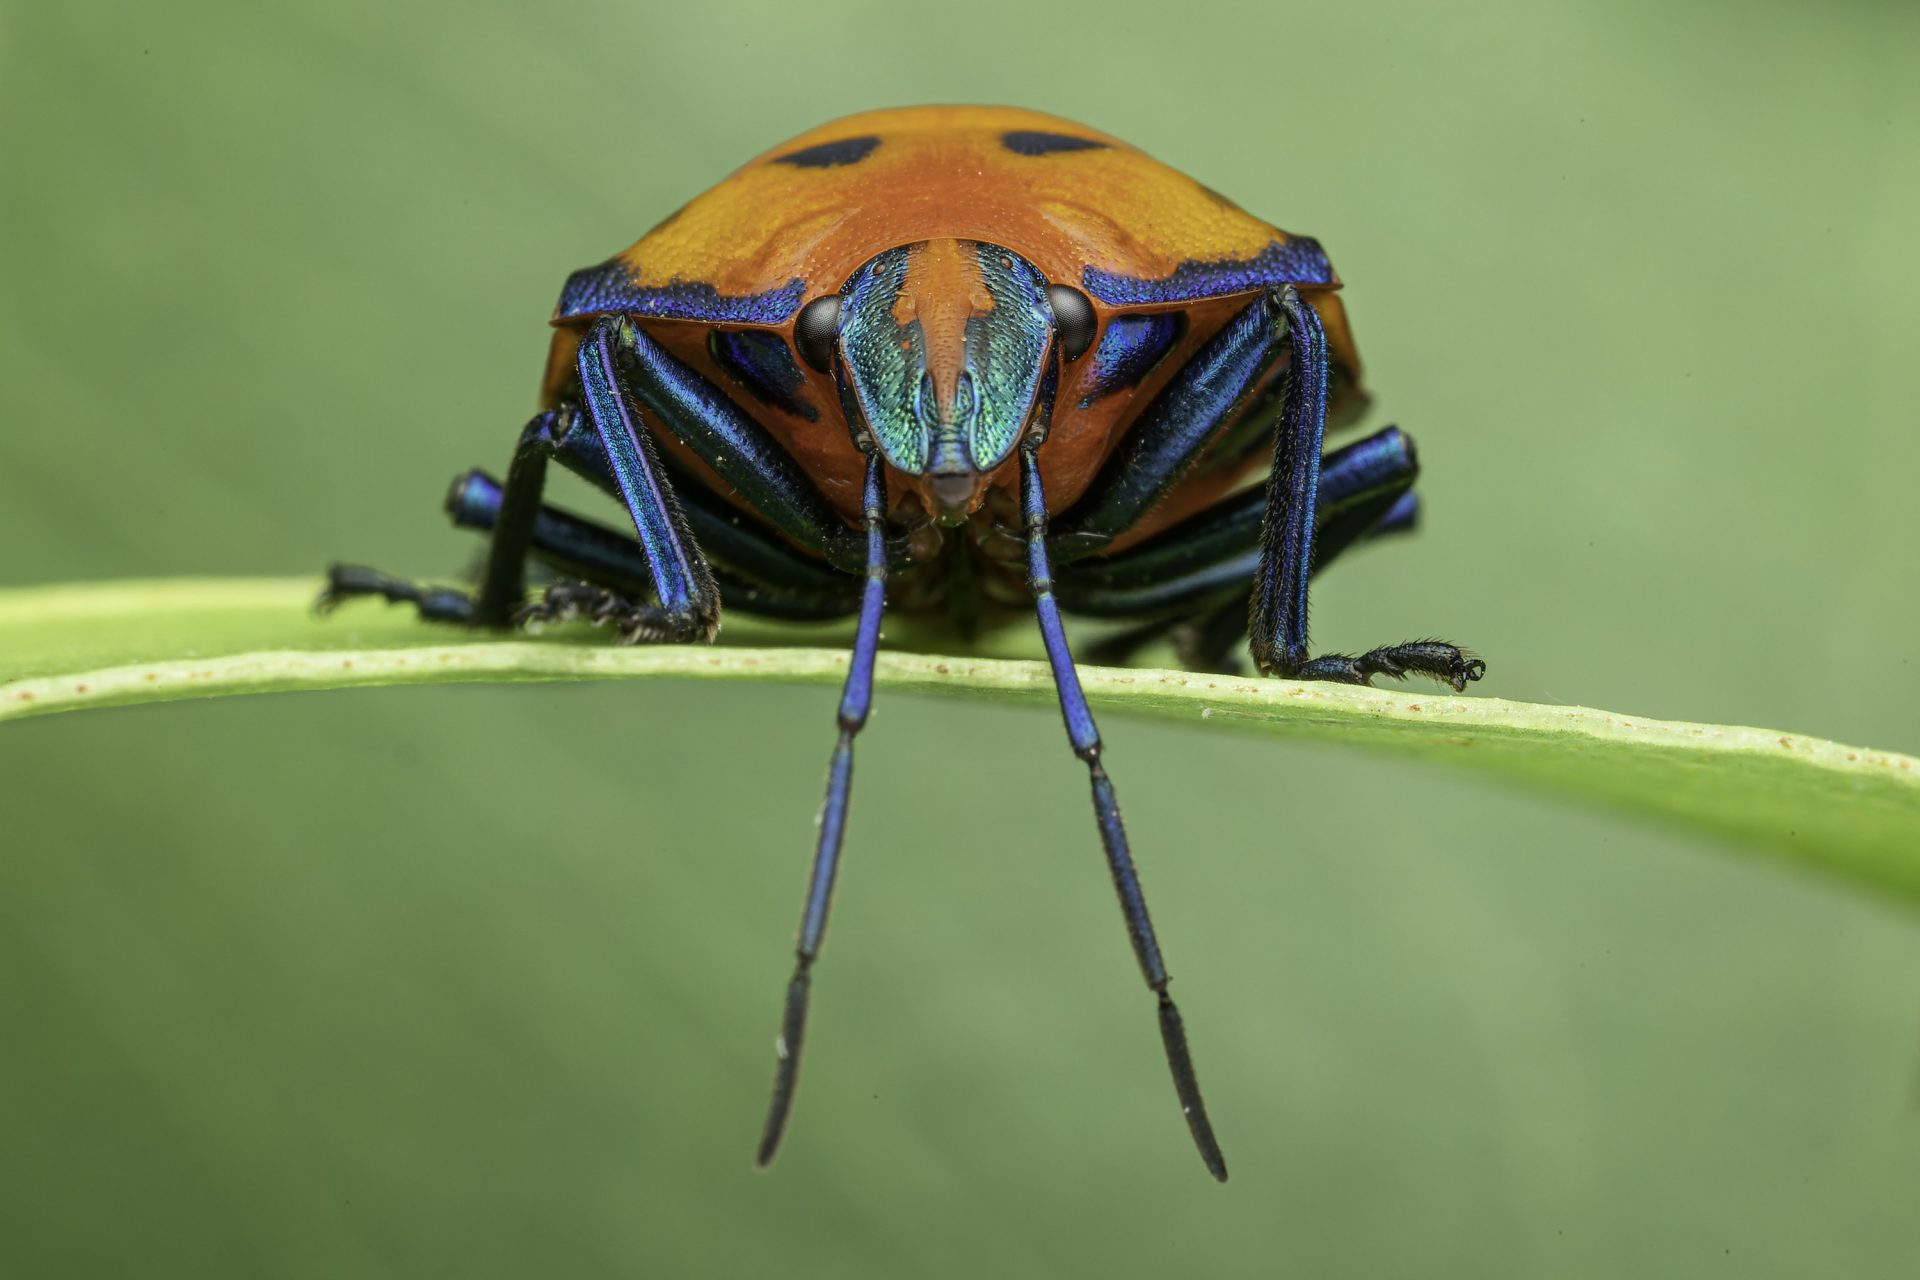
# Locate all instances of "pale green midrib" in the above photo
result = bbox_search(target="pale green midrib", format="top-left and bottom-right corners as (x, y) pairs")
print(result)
(3, 578), (1917, 912)
(1, 613), (1913, 788)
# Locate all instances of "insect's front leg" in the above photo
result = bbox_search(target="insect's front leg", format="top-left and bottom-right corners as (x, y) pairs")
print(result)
(1248, 287), (1485, 691)
(1049, 291), (1283, 561)
(538, 313), (720, 643)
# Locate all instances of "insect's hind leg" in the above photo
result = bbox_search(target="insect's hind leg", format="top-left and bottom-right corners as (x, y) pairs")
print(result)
(1076, 495), (1416, 669)
(320, 408), (562, 627)
(1068, 425), (1425, 669)
(327, 315), (729, 644)
(1167, 481), (1421, 675)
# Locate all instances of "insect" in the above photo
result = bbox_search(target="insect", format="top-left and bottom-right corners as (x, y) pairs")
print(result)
(322, 105), (1485, 1181)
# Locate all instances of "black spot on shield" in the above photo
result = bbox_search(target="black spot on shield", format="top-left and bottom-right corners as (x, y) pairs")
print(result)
(1000, 131), (1108, 156)
(773, 136), (881, 168)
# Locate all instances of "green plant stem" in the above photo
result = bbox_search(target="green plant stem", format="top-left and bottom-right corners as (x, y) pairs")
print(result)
(4, 578), (1917, 907)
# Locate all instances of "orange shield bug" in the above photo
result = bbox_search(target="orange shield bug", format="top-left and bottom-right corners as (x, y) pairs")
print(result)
(325, 106), (1485, 1180)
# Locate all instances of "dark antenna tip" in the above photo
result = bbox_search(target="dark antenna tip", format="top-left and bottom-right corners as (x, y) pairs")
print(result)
(1157, 990), (1228, 1182)
(756, 452), (888, 1174)
(755, 969), (811, 1170)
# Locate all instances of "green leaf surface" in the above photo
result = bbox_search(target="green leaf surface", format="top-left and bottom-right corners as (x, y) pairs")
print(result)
(5, 577), (1917, 905)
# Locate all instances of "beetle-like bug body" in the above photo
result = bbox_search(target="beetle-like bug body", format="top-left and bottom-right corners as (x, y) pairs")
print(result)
(325, 105), (1485, 1180)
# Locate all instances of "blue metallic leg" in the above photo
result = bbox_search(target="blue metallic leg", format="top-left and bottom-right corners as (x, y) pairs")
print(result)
(541, 376), (913, 575)
(528, 398), (900, 587)
(1050, 293), (1281, 561)
(1250, 288), (1484, 691)
(1373, 490), (1419, 538)
(447, 472), (863, 621)
(328, 311), (878, 637)
(471, 409), (561, 622)
(755, 450), (889, 1170)
(323, 316), (740, 643)
(606, 317), (866, 574)
(320, 410), (563, 625)
(1075, 486), (1420, 669)
(316, 565), (481, 624)
(1170, 482), (1422, 673)
(1057, 425), (1423, 619)
(535, 314), (720, 643)
(1247, 286), (1328, 674)
(1023, 443), (1227, 1182)
(1042, 281), (1480, 688)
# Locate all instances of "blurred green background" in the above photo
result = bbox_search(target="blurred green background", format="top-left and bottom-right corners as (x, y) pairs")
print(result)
(3, 1), (1918, 1275)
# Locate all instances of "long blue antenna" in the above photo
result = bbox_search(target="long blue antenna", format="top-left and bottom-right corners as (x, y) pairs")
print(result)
(1020, 444), (1228, 1182)
(756, 448), (888, 1169)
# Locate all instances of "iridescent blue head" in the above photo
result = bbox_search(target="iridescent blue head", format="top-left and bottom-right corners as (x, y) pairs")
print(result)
(796, 239), (1093, 520)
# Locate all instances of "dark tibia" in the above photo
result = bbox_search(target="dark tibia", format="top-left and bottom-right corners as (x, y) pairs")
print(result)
(471, 409), (562, 623)
(316, 410), (563, 626)
(1247, 290), (1484, 691)
(1247, 286), (1330, 675)
(576, 316), (719, 642)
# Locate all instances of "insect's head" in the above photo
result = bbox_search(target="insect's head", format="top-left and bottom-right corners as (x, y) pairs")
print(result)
(795, 239), (1095, 522)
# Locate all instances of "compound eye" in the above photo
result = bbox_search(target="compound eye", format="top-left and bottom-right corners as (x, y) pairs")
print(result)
(1046, 284), (1096, 361)
(795, 295), (842, 373)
